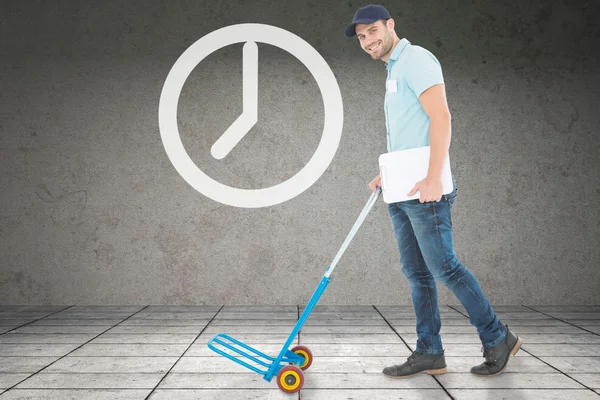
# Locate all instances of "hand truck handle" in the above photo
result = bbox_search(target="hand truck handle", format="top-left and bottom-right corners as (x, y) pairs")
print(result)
(325, 187), (381, 278)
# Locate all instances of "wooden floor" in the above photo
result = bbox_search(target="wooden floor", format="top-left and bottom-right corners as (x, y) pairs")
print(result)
(1, 305), (599, 399)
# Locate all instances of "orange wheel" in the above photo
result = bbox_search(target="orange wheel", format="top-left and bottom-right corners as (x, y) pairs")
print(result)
(290, 345), (313, 370)
(277, 365), (304, 393)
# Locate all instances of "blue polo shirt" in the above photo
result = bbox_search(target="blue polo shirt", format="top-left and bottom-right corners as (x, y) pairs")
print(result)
(384, 39), (445, 152)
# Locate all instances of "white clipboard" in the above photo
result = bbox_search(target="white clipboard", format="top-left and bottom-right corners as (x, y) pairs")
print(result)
(378, 146), (453, 203)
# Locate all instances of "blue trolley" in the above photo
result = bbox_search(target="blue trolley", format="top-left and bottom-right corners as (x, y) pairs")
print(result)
(208, 188), (381, 393)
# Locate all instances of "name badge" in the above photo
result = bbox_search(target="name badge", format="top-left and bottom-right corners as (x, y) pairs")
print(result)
(386, 80), (397, 93)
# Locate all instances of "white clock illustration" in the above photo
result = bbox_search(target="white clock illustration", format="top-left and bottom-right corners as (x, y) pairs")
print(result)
(158, 24), (343, 208)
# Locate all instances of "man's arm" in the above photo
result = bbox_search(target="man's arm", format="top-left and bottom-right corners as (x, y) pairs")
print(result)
(406, 83), (452, 201)
(419, 83), (452, 181)
(403, 47), (450, 202)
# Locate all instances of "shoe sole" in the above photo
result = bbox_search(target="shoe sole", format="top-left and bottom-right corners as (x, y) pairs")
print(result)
(383, 367), (447, 378)
(472, 336), (523, 377)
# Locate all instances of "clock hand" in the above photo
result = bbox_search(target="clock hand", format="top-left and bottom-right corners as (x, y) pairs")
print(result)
(211, 41), (258, 160)
(242, 41), (258, 124)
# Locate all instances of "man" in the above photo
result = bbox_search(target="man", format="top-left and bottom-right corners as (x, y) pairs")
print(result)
(345, 4), (522, 377)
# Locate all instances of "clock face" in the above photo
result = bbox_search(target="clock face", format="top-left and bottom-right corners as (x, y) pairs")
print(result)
(158, 23), (344, 208)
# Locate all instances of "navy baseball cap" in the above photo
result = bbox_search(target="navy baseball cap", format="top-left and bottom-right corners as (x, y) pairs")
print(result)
(345, 4), (391, 38)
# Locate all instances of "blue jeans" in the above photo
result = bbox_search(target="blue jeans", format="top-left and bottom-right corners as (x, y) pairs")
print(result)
(387, 180), (506, 354)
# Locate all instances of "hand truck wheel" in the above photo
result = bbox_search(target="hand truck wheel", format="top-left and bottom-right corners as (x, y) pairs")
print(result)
(290, 345), (313, 370)
(277, 365), (304, 393)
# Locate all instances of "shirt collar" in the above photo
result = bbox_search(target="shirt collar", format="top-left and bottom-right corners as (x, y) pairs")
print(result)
(386, 38), (410, 70)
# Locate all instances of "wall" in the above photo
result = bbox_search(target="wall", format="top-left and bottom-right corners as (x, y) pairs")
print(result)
(1, 0), (599, 305)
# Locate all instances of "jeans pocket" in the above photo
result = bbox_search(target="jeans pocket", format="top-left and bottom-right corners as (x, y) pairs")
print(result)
(444, 187), (457, 204)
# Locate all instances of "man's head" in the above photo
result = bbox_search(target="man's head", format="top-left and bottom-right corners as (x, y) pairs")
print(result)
(345, 5), (399, 62)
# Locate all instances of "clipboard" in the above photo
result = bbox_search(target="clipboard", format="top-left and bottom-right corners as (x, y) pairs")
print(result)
(378, 146), (453, 203)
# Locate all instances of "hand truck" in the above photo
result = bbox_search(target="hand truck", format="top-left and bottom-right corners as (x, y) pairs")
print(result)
(208, 188), (381, 393)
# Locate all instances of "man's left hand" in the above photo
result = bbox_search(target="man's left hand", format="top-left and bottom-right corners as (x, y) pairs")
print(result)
(408, 176), (443, 203)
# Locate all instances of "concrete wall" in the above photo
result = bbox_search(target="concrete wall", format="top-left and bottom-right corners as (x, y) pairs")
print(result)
(1, 0), (599, 305)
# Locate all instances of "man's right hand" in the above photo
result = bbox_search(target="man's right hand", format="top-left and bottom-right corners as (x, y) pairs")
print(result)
(369, 174), (381, 193)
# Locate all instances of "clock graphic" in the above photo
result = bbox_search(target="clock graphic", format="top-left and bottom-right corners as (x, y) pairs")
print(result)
(158, 24), (343, 208)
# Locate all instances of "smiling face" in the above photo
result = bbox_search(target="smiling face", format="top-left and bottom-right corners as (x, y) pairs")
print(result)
(355, 19), (396, 62)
